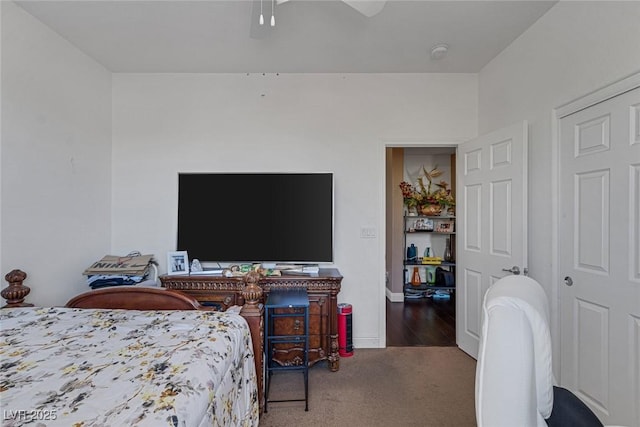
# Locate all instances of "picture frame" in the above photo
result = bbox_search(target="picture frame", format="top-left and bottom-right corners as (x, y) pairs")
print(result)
(435, 221), (454, 233)
(167, 251), (189, 275)
(413, 218), (435, 231)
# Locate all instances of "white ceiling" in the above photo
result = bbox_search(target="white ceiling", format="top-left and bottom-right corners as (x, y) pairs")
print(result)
(15, 0), (557, 73)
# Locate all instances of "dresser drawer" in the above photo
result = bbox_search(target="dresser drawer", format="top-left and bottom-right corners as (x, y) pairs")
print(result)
(180, 290), (238, 311)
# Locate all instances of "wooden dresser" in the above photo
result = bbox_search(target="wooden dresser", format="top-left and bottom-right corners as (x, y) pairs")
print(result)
(160, 268), (343, 371)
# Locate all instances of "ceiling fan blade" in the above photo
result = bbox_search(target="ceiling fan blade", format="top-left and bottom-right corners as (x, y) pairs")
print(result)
(342, 0), (386, 17)
(279, 0), (386, 17)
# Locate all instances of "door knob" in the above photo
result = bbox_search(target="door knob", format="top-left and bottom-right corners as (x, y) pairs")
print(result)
(564, 276), (573, 286)
(502, 266), (521, 275)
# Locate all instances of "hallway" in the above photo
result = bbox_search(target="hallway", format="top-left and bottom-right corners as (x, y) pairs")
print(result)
(386, 294), (456, 346)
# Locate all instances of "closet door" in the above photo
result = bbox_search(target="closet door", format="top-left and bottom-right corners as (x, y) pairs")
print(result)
(558, 84), (640, 426)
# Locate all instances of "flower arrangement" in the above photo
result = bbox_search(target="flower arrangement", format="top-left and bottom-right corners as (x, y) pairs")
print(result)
(399, 166), (455, 215)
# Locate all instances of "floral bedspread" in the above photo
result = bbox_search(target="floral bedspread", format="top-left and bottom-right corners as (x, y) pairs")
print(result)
(0, 307), (259, 427)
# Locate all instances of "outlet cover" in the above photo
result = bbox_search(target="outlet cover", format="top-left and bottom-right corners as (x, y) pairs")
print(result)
(360, 227), (377, 238)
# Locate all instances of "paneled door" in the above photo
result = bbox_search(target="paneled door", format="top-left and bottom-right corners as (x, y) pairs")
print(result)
(456, 121), (528, 358)
(558, 85), (640, 426)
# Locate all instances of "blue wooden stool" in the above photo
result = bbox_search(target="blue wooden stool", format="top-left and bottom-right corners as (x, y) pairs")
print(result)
(264, 288), (310, 411)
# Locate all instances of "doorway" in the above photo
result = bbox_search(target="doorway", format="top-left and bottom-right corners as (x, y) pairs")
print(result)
(385, 146), (457, 346)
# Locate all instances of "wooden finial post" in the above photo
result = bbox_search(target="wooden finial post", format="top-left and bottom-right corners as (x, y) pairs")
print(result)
(240, 270), (264, 413)
(2, 269), (34, 308)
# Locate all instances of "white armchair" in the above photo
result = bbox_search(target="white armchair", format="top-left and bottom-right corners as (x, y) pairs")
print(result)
(475, 275), (603, 427)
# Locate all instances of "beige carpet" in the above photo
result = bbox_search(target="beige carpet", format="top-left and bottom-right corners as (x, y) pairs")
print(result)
(259, 347), (477, 427)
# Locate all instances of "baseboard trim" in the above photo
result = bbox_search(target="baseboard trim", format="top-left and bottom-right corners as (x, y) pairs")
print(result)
(385, 287), (404, 302)
(353, 337), (384, 349)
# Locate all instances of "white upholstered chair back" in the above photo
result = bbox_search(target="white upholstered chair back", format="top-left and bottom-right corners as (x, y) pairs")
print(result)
(475, 275), (554, 427)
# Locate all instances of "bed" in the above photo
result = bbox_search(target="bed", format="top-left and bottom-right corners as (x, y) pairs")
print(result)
(0, 270), (265, 427)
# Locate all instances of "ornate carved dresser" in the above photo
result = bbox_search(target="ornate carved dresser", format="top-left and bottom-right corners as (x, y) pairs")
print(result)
(160, 268), (343, 371)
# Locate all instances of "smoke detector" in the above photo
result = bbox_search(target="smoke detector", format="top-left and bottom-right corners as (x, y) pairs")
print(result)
(430, 44), (449, 60)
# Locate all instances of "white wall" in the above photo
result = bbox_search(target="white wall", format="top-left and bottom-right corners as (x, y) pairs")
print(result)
(0, 2), (112, 306)
(112, 73), (477, 347)
(478, 0), (640, 369)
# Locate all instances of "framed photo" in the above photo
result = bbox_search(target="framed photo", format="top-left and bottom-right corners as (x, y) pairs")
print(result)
(435, 221), (454, 233)
(413, 218), (435, 231)
(167, 251), (189, 275)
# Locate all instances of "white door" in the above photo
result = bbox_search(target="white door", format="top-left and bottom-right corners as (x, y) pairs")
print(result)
(558, 85), (640, 426)
(456, 121), (528, 358)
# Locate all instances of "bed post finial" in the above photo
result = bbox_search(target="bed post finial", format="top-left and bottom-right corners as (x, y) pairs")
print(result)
(240, 270), (264, 413)
(2, 269), (34, 308)
(242, 271), (263, 308)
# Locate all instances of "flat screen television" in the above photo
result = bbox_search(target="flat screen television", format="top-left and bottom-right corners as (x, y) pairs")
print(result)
(177, 172), (333, 264)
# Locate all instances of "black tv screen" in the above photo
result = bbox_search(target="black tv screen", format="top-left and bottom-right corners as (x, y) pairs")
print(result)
(177, 173), (334, 263)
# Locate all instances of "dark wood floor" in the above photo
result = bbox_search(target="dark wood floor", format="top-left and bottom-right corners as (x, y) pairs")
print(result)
(386, 293), (456, 346)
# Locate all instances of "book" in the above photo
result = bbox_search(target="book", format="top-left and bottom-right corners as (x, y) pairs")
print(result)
(190, 269), (223, 276)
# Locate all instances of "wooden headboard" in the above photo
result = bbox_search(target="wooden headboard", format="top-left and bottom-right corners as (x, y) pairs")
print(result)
(66, 286), (209, 310)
